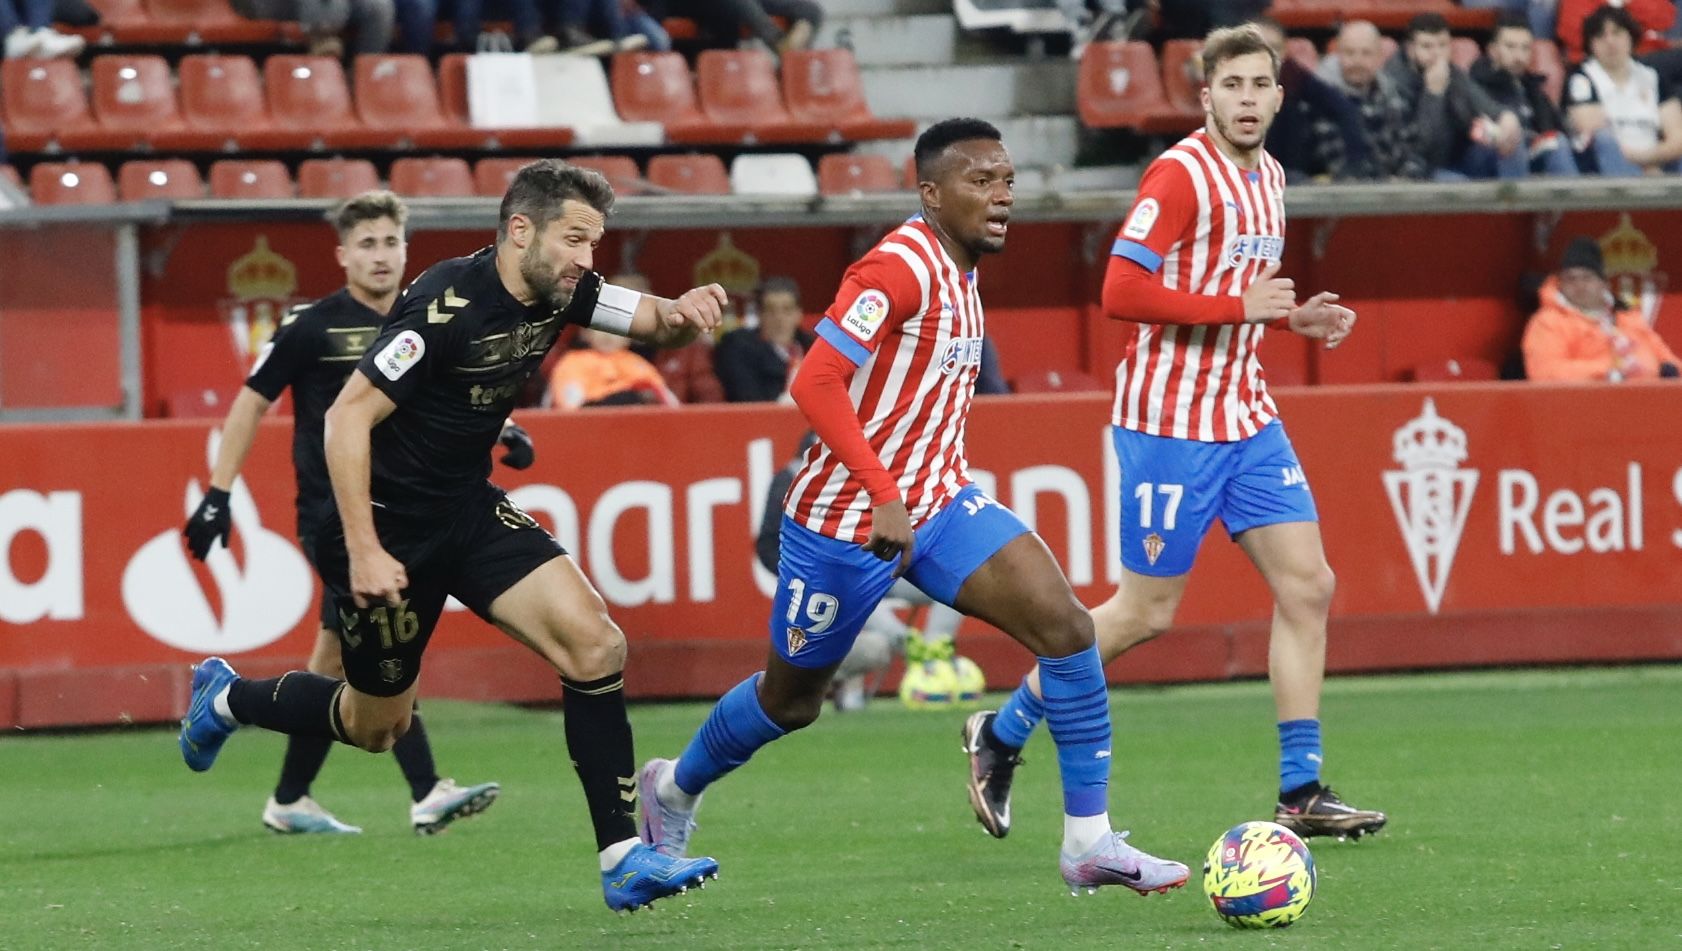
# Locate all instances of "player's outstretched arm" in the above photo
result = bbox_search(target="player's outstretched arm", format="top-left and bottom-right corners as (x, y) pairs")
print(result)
(324, 373), (407, 607)
(1101, 258), (1295, 327)
(1285, 291), (1357, 349)
(625, 283), (728, 347)
(183, 386), (273, 560)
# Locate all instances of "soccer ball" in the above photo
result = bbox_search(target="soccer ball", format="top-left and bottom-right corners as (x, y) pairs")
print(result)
(1201, 820), (1316, 929)
(951, 655), (986, 706)
(898, 658), (959, 709)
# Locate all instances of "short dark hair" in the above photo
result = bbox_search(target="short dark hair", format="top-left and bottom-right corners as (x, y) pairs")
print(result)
(1491, 10), (1532, 38)
(913, 117), (1003, 183)
(1582, 4), (1639, 49)
(1201, 24), (1279, 82)
(1405, 11), (1450, 40)
(497, 159), (615, 242)
(329, 190), (406, 240)
(757, 275), (800, 305)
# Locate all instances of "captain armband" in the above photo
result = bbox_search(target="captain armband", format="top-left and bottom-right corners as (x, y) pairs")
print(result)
(588, 282), (641, 336)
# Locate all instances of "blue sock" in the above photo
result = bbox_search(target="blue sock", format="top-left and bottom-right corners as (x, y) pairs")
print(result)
(673, 673), (787, 797)
(1277, 718), (1323, 795)
(989, 676), (1045, 749)
(1037, 645), (1111, 818)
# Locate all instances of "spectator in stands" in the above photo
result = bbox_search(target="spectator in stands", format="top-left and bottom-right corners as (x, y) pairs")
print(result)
(452, 0), (554, 52)
(1459, 0), (1559, 45)
(548, 326), (679, 408)
(1557, 0), (1675, 62)
(1252, 17), (1375, 181)
(646, 0), (819, 55)
(1524, 236), (1681, 381)
(1154, 0), (1271, 39)
(1, 0), (85, 58)
(229, 0), (396, 56)
(1318, 20), (1432, 179)
(714, 275), (815, 402)
(1565, 4), (1682, 174)
(1385, 12), (1527, 179)
(544, 0), (663, 54)
(1471, 12), (1581, 175)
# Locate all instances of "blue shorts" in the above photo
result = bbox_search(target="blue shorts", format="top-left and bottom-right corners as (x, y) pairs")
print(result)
(1113, 420), (1318, 577)
(771, 484), (1030, 670)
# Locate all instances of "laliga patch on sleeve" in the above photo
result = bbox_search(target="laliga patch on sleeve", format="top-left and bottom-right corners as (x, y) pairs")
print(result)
(841, 289), (891, 341)
(375, 330), (426, 381)
(1122, 198), (1160, 241)
(249, 341), (274, 375)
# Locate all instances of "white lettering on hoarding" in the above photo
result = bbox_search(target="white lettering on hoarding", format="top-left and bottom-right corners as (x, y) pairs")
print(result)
(588, 481), (675, 606)
(1010, 465), (1094, 586)
(0, 489), (83, 623)
(1499, 463), (1642, 555)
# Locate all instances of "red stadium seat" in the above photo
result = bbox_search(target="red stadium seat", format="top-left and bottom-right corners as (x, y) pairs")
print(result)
(261, 55), (384, 150)
(610, 51), (746, 144)
(816, 154), (901, 195)
(1077, 42), (1195, 134)
(82, 55), (185, 151)
(696, 49), (825, 144)
(143, 0), (283, 42)
(167, 54), (273, 151)
(1, 59), (97, 153)
(1412, 357), (1499, 382)
(1531, 38), (1564, 105)
(781, 49), (916, 142)
(0, 165), (20, 188)
(1271, 0), (1493, 31)
(389, 157), (475, 197)
(209, 159), (294, 199)
(569, 155), (644, 196)
(436, 53), (575, 150)
(904, 156), (919, 190)
(474, 158), (531, 197)
(119, 160), (205, 200)
(30, 162), (118, 205)
(353, 54), (486, 150)
(297, 158), (381, 199)
(1012, 369), (1107, 394)
(646, 153), (731, 195)
(1159, 40), (1205, 120)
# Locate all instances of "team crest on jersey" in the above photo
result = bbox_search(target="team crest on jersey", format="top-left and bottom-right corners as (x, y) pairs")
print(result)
(842, 289), (890, 341)
(939, 337), (985, 375)
(1142, 532), (1165, 566)
(1122, 198), (1160, 240)
(786, 626), (808, 654)
(1226, 234), (1284, 268)
(375, 330), (426, 381)
(379, 659), (404, 683)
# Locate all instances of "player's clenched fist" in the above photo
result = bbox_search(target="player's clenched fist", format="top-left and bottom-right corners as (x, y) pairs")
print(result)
(349, 546), (409, 608)
(667, 283), (728, 332)
(1287, 291), (1358, 350)
(1243, 262), (1296, 323)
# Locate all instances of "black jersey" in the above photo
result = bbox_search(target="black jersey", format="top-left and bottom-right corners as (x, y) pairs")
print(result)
(357, 247), (602, 512)
(245, 287), (386, 532)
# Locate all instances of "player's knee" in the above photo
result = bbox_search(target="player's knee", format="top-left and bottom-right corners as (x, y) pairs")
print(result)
(560, 621), (628, 681)
(344, 708), (410, 753)
(1030, 598), (1095, 656)
(1279, 564), (1336, 617)
(761, 690), (825, 732)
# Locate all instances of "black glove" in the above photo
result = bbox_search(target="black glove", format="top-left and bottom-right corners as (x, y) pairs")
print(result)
(499, 422), (535, 469)
(183, 487), (231, 561)
(1661, 362), (1680, 379)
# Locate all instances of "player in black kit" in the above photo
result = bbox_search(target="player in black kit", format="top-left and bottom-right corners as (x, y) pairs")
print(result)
(184, 191), (507, 838)
(177, 161), (726, 913)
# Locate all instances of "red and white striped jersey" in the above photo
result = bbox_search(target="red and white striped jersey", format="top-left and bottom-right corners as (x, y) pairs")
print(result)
(1109, 130), (1286, 442)
(785, 216), (985, 542)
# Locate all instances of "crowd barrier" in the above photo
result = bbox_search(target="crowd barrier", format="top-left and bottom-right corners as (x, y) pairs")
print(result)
(3, 384), (1679, 728)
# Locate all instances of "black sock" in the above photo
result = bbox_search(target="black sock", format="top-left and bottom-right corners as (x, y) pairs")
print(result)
(983, 713), (1021, 755)
(561, 672), (639, 851)
(391, 706), (440, 802)
(273, 735), (333, 805)
(1281, 780), (1323, 804)
(227, 672), (349, 743)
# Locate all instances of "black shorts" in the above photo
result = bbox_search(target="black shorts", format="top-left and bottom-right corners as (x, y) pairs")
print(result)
(311, 483), (566, 697)
(297, 526), (340, 634)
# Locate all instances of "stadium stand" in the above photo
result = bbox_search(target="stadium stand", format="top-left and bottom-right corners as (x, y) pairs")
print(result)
(437, 54), (576, 150)
(1412, 357), (1500, 382)
(169, 54), (271, 152)
(209, 159), (295, 198)
(611, 51), (750, 145)
(816, 153), (901, 195)
(86, 55), (185, 152)
(118, 159), (206, 200)
(569, 155), (645, 195)
(1, 58), (98, 154)
(297, 157), (382, 198)
(781, 49), (917, 142)
(1158, 39), (1204, 123)
(729, 153), (818, 197)
(353, 55), (490, 151)
(389, 156), (476, 196)
(646, 153), (732, 194)
(696, 49), (826, 144)
(1076, 41), (1197, 135)
(29, 162), (118, 204)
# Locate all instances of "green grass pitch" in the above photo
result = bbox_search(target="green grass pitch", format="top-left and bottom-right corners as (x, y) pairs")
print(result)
(4, 665), (1680, 950)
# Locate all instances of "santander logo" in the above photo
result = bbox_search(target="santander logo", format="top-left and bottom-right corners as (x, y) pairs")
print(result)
(120, 431), (313, 653)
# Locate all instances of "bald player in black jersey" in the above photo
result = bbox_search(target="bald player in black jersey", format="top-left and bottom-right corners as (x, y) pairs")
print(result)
(178, 161), (725, 913)
(183, 191), (506, 838)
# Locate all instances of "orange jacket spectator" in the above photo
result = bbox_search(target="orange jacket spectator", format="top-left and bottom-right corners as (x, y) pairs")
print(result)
(1556, 0), (1674, 61)
(548, 329), (679, 409)
(1523, 240), (1681, 382)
